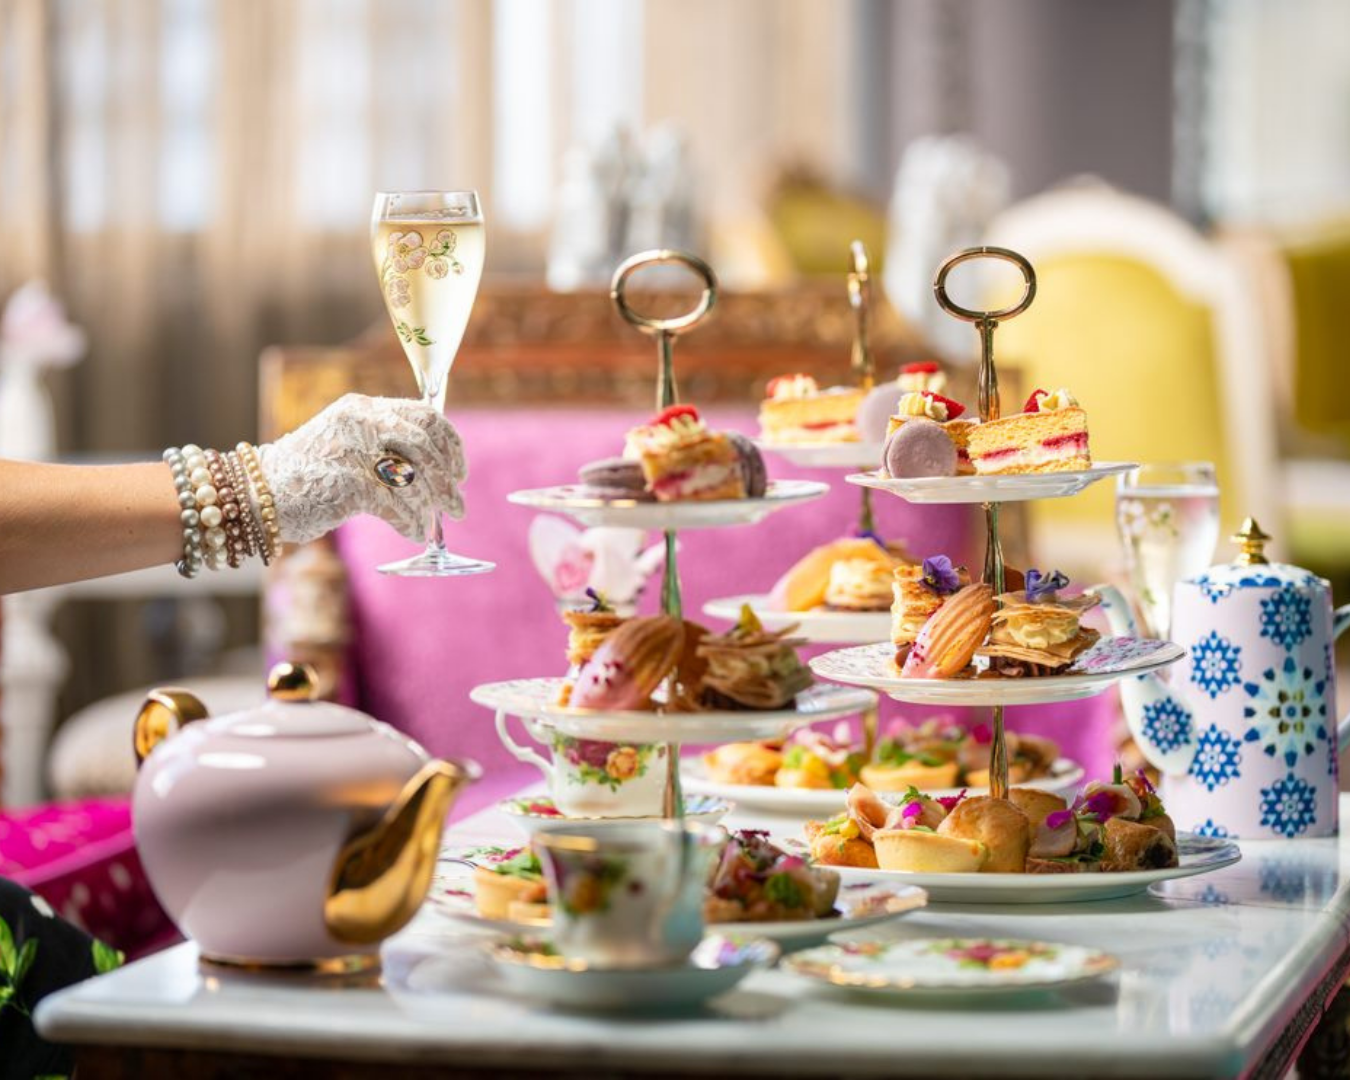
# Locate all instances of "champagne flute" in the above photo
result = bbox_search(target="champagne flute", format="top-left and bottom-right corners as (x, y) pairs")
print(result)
(371, 190), (493, 577)
(1115, 462), (1220, 639)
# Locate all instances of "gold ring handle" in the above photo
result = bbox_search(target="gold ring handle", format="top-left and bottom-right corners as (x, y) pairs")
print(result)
(610, 249), (718, 336)
(134, 688), (211, 765)
(933, 246), (1037, 324)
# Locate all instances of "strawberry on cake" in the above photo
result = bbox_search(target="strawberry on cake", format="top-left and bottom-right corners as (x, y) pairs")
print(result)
(625, 405), (747, 502)
(884, 391), (977, 475)
(758, 374), (864, 444)
(967, 388), (1091, 476)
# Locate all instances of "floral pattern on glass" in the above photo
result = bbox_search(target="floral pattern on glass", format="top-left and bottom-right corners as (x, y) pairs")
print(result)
(378, 228), (464, 333)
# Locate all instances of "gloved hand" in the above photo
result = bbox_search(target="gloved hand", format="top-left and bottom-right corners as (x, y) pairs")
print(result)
(258, 394), (467, 545)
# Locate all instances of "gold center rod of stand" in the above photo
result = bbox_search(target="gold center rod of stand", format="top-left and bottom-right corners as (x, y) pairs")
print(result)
(933, 246), (1036, 802)
(610, 250), (718, 820)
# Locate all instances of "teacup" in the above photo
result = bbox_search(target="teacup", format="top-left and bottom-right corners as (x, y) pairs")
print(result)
(534, 821), (727, 969)
(494, 711), (670, 818)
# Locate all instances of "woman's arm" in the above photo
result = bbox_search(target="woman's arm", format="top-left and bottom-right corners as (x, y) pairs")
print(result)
(0, 459), (184, 593)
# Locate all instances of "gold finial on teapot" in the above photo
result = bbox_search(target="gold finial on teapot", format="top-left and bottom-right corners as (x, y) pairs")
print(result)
(267, 661), (320, 702)
(1232, 518), (1273, 566)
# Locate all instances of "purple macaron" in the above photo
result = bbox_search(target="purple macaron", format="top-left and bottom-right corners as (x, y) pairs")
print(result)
(883, 418), (957, 478)
(577, 457), (653, 501)
(726, 432), (767, 497)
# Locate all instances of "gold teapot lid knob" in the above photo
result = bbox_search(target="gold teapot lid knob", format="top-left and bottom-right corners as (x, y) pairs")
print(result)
(1232, 517), (1273, 566)
(267, 661), (320, 702)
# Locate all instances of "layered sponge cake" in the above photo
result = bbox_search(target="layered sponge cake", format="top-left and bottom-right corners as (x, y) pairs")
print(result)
(758, 374), (864, 444)
(967, 388), (1091, 475)
(626, 405), (747, 501)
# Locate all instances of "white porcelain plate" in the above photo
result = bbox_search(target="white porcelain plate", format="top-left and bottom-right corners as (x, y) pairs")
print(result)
(485, 934), (779, 1010)
(809, 637), (1185, 706)
(506, 480), (829, 530)
(846, 461), (1139, 505)
(429, 859), (928, 948)
(681, 758), (1085, 817)
(469, 678), (877, 743)
(783, 936), (1118, 996)
(754, 441), (885, 470)
(496, 793), (732, 836)
(820, 834), (1241, 904)
(702, 594), (890, 644)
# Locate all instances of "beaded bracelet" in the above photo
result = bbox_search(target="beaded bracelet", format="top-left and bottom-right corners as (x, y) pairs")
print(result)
(162, 446), (204, 578)
(224, 449), (267, 566)
(182, 442), (225, 572)
(236, 442), (281, 562)
(205, 449), (249, 569)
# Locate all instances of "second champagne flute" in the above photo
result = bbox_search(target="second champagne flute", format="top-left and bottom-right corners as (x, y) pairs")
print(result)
(371, 190), (493, 577)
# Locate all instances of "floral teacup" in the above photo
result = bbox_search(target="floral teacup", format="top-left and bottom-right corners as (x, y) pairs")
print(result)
(494, 712), (669, 818)
(534, 821), (727, 969)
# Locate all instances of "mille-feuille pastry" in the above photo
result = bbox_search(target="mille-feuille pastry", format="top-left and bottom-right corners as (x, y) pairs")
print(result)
(702, 741), (784, 787)
(569, 615), (685, 710)
(556, 592), (628, 704)
(625, 405), (746, 502)
(825, 557), (896, 612)
(758, 374), (865, 444)
(936, 796), (1030, 873)
(696, 604), (813, 710)
(966, 387), (1091, 475)
(890, 555), (967, 665)
(901, 582), (996, 679)
(977, 569), (1101, 677)
(885, 391), (978, 476)
(772, 536), (907, 613)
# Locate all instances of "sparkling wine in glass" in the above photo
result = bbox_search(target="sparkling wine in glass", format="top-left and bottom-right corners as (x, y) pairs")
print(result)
(371, 190), (493, 577)
(1115, 462), (1221, 639)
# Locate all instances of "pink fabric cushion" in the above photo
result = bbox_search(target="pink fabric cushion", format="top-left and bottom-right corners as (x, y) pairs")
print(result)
(0, 798), (175, 958)
(331, 407), (1123, 790)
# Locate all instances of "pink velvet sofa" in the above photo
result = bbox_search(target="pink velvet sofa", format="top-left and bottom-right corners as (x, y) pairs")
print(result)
(329, 406), (1122, 819)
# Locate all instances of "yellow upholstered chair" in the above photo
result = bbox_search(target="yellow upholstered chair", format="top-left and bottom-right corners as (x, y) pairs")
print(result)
(977, 184), (1278, 578)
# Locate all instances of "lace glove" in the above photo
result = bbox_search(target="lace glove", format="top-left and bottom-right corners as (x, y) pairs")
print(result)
(258, 394), (467, 546)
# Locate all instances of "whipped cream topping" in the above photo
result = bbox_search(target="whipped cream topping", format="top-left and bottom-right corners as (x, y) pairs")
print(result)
(625, 413), (708, 455)
(1033, 388), (1078, 412)
(895, 392), (948, 422)
(897, 369), (947, 394)
(767, 374), (819, 401)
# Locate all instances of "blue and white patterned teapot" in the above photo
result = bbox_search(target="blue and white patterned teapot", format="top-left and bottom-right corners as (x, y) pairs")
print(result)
(1098, 519), (1350, 839)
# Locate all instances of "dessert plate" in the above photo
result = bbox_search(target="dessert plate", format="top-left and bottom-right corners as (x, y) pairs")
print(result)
(702, 594), (889, 644)
(809, 637), (1185, 706)
(819, 834), (1241, 904)
(783, 937), (1118, 996)
(497, 793), (732, 836)
(682, 758), (1085, 817)
(430, 860), (928, 948)
(484, 934), (779, 1010)
(754, 440), (884, 470)
(846, 461), (1138, 505)
(506, 480), (829, 530)
(470, 678), (877, 743)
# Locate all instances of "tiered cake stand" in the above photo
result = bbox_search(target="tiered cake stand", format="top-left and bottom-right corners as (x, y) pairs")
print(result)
(810, 246), (1183, 801)
(479, 250), (874, 819)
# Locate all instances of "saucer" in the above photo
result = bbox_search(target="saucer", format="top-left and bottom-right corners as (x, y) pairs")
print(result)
(485, 934), (779, 1010)
(497, 793), (732, 835)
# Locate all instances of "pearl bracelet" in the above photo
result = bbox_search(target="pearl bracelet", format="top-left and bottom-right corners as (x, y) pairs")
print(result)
(223, 450), (265, 566)
(163, 446), (204, 578)
(236, 442), (281, 562)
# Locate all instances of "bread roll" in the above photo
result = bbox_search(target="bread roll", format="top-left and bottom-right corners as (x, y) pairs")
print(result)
(936, 796), (1030, 873)
(1008, 788), (1068, 829)
(1101, 817), (1178, 871)
(874, 829), (986, 873)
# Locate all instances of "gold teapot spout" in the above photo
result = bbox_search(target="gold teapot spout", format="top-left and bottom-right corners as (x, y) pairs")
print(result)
(324, 758), (480, 945)
(134, 688), (211, 767)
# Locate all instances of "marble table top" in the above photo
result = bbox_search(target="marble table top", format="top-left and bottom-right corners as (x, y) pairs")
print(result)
(36, 794), (1350, 1078)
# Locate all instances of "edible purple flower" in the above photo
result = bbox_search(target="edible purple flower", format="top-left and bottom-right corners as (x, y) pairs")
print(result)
(901, 800), (924, 822)
(584, 587), (614, 613)
(1044, 809), (1075, 831)
(855, 528), (889, 551)
(920, 555), (961, 596)
(1133, 769), (1156, 795)
(1025, 568), (1070, 603)
(936, 789), (968, 812)
(1080, 790), (1120, 822)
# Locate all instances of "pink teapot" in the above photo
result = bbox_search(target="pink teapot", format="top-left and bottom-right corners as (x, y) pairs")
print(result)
(132, 662), (478, 971)
(1098, 520), (1350, 839)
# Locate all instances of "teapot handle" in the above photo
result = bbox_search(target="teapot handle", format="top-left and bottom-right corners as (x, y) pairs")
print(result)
(493, 709), (555, 781)
(134, 688), (210, 766)
(1334, 604), (1350, 754)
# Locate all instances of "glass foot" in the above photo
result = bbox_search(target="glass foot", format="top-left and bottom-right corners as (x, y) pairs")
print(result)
(377, 545), (496, 578)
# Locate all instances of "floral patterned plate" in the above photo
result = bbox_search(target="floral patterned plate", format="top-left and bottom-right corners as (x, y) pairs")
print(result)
(845, 462), (1138, 505)
(485, 934), (780, 1010)
(497, 793), (733, 836)
(681, 758), (1085, 817)
(782, 937), (1118, 995)
(470, 679), (877, 743)
(754, 441), (885, 470)
(506, 480), (829, 530)
(428, 858), (929, 948)
(809, 638), (1186, 706)
(817, 834), (1241, 904)
(702, 594), (890, 645)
